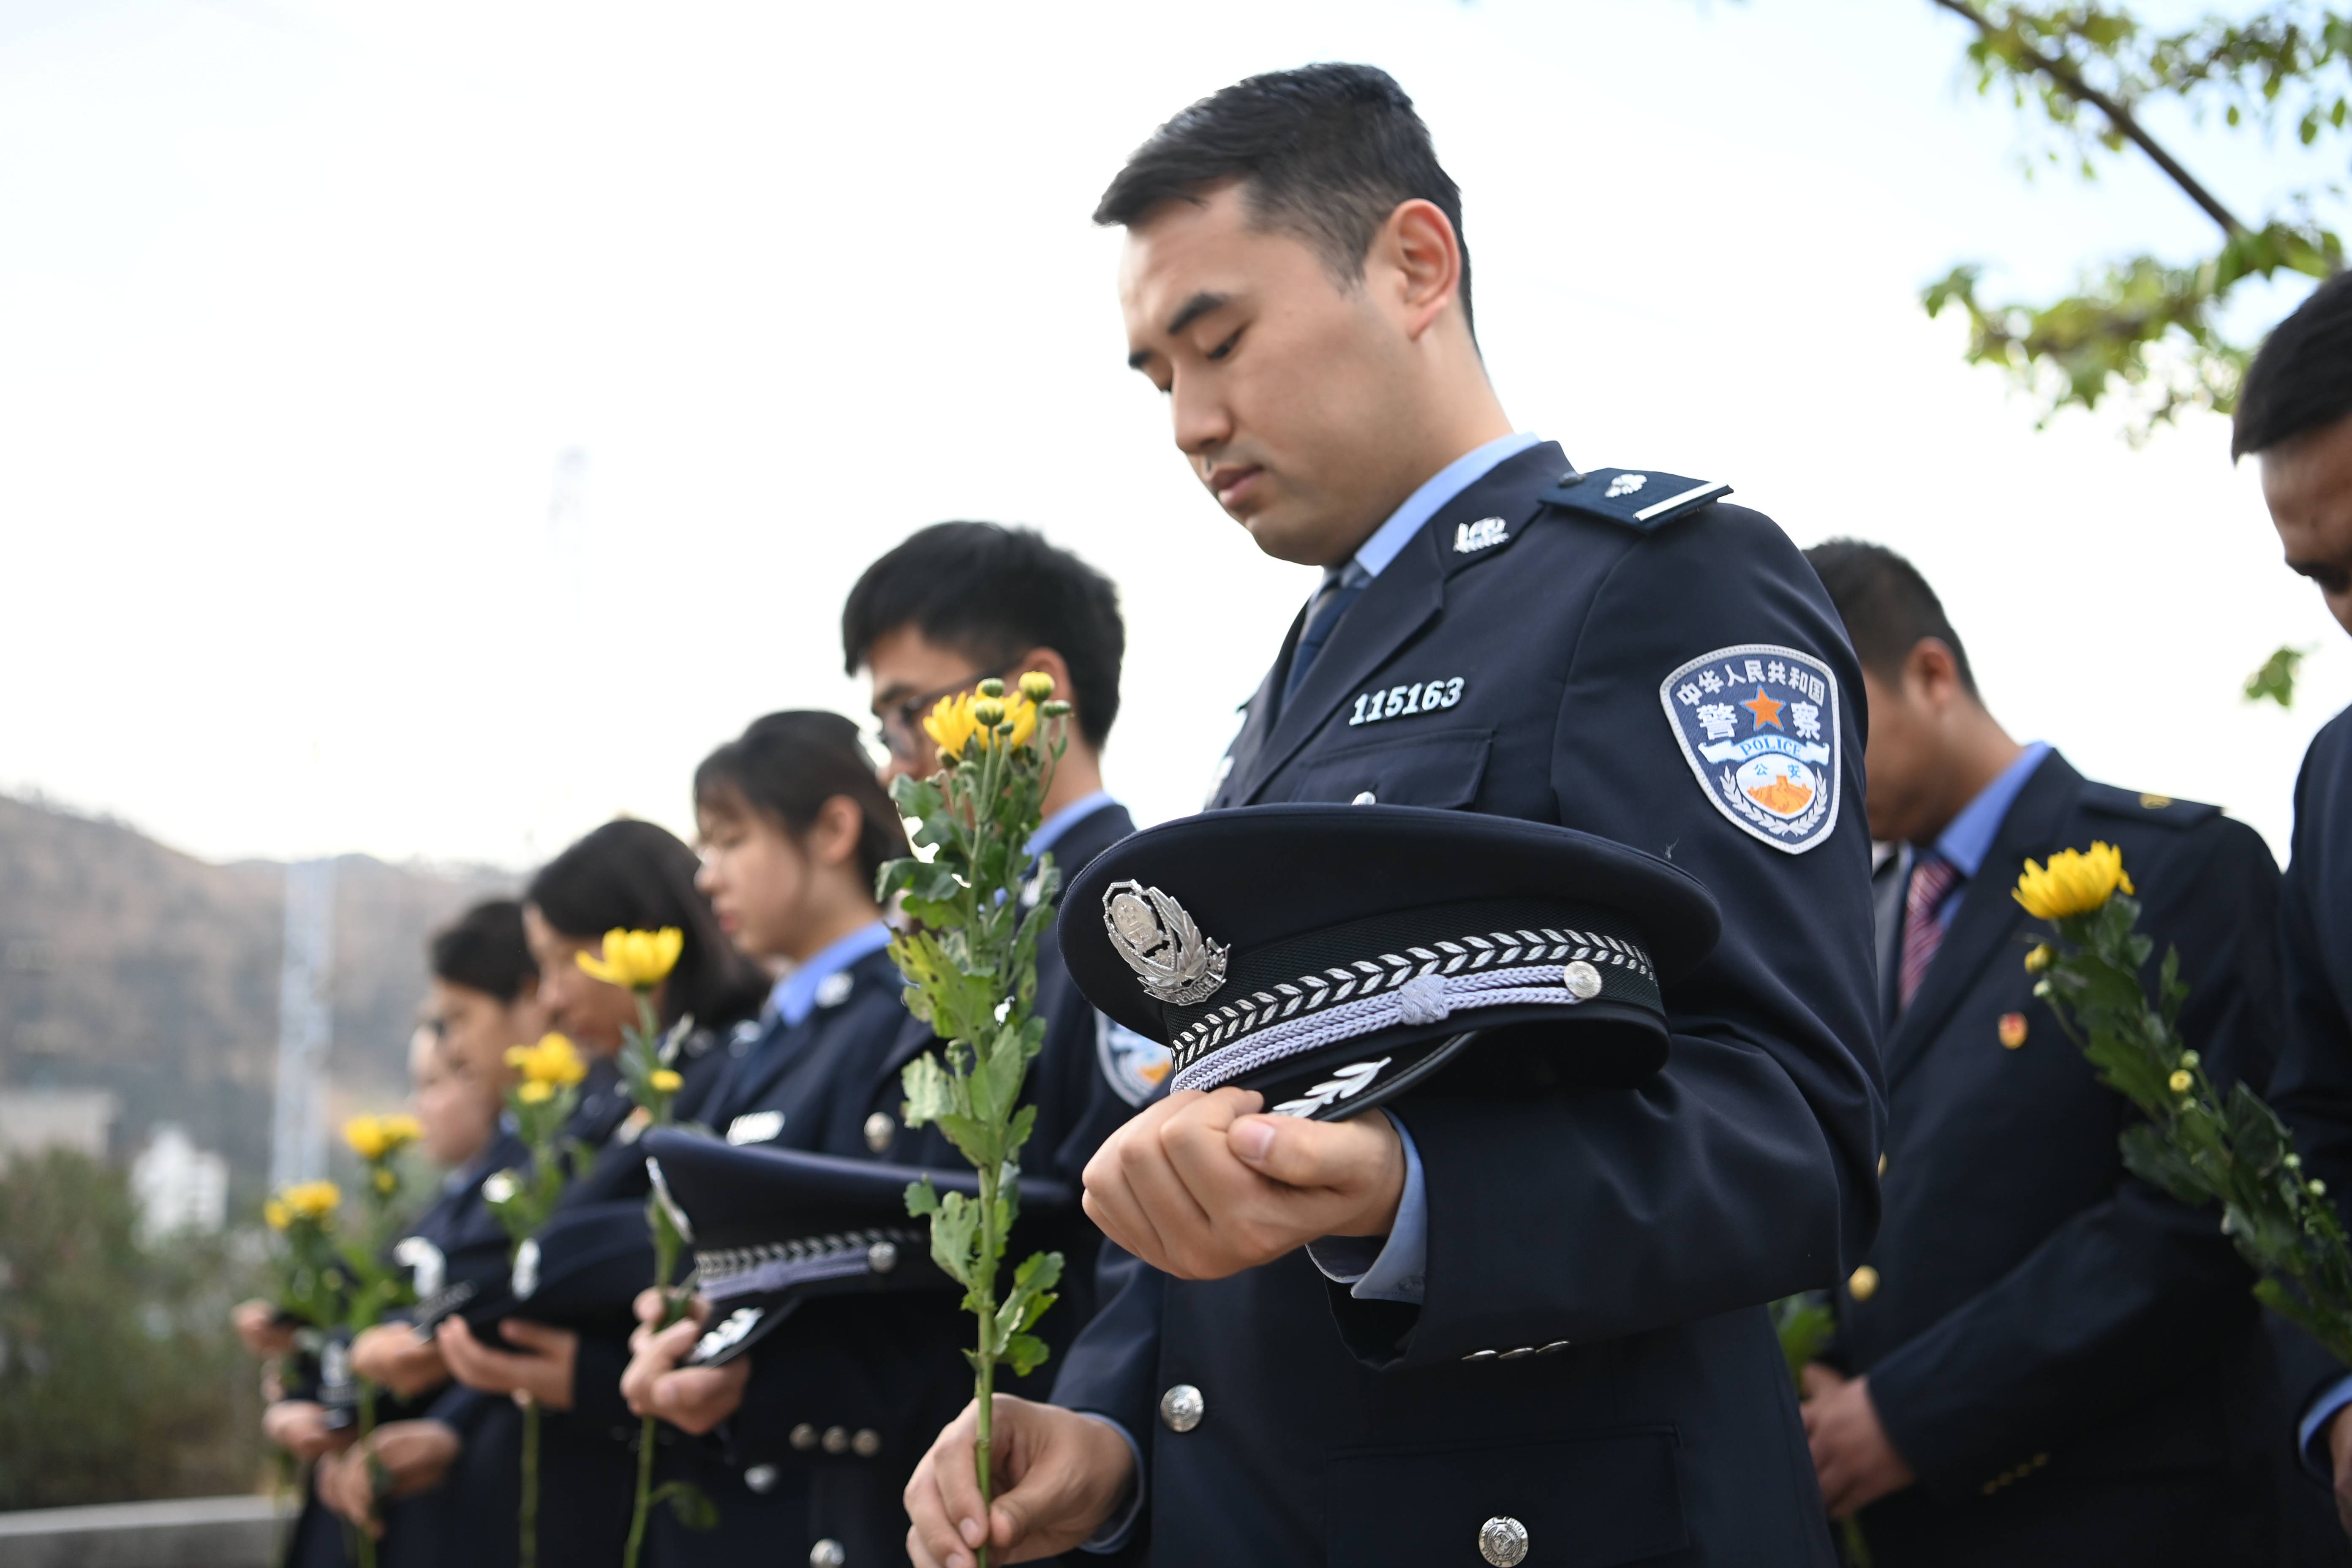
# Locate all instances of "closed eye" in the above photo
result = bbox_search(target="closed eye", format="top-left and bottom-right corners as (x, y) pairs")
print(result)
(1206, 328), (1241, 362)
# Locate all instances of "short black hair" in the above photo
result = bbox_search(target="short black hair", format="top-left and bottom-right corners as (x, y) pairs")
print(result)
(429, 899), (536, 1004)
(1093, 63), (1474, 335)
(694, 711), (909, 890)
(526, 819), (768, 1032)
(2235, 271), (2352, 459)
(841, 522), (1125, 749)
(1803, 539), (1979, 696)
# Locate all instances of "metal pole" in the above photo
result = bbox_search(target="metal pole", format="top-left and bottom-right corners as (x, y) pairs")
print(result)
(268, 858), (335, 1193)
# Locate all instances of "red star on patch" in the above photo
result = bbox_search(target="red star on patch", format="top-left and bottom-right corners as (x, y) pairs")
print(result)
(1741, 687), (1785, 730)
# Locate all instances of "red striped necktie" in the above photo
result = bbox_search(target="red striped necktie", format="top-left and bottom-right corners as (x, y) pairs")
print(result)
(1899, 854), (1961, 1011)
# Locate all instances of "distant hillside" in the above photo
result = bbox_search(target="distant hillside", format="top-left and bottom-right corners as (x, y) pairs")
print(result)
(0, 794), (512, 1201)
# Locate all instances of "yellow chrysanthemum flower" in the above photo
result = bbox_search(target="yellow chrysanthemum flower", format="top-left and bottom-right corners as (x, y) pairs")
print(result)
(506, 1032), (589, 1088)
(923, 691), (1039, 761)
(343, 1112), (425, 1162)
(264, 1199), (291, 1230)
(1018, 671), (1056, 703)
(576, 928), (684, 991)
(648, 1068), (683, 1094)
(275, 1180), (341, 1222)
(517, 1079), (554, 1105)
(2014, 842), (2134, 921)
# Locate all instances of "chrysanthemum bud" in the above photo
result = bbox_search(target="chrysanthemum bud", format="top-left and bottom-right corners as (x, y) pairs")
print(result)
(2024, 944), (2053, 974)
(977, 678), (1005, 699)
(1019, 671), (1055, 703)
(2312, 1179), (2329, 1198)
(2287, 1154), (2304, 1169)
(2168, 1069), (2192, 1094)
(972, 697), (1006, 728)
(2179, 1050), (2200, 1067)
(1040, 699), (1072, 719)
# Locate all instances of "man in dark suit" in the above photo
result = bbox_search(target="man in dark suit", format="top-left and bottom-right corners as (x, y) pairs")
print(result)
(904, 63), (1883, 1568)
(1800, 539), (2292, 1565)
(2235, 273), (2352, 1538)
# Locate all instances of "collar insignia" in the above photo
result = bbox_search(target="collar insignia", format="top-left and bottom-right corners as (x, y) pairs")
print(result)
(1453, 515), (1509, 553)
(1103, 879), (1228, 1005)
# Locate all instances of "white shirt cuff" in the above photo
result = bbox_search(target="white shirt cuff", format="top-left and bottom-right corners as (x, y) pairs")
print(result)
(1303, 1112), (1426, 1304)
(1075, 1413), (1145, 1554)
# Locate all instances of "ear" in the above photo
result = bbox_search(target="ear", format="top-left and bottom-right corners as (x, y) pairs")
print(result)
(809, 795), (866, 869)
(1904, 638), (1966, 710)
(1013, 647), (1081, 729)
(1371, 199), (1464, 341)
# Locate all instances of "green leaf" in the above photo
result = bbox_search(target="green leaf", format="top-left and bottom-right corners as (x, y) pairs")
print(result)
(2244, 644), (2306, 708)
(1003, 1333), (1053, 1378)
(652, 1481), (719, 1532)
(904, 1178), (940, 1220)
(925, 1190), (979, 1288)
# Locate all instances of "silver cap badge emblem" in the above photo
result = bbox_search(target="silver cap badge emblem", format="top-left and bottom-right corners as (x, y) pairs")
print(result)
(1103, 880), (1228, 1005)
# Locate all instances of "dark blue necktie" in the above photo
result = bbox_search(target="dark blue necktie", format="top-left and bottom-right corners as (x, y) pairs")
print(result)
(1283, 571), (1367, 704)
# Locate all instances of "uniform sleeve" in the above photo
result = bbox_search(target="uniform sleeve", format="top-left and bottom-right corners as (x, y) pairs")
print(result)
(2262, 728), (2352, 1446)
(1864, 819), (2278, 1496)
(1334, 504), (1885, 1367)
(1046, 1243), (1165, 1456)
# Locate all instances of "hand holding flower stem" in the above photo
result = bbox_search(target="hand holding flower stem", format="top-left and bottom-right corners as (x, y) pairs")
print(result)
(883, 672), (1074, 1568)
(584, 929), (720, 1565)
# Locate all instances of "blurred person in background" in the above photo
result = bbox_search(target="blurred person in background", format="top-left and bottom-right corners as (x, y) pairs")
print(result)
(618, 710), (926, 1566)
(2231, 272), (2352, 1541)
(1799, 540), (2295, 1566)
(433, 822), (766, 1568)
(317, 901), (541, 1564)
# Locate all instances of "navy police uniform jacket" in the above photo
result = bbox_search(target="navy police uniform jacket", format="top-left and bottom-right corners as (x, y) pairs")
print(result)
(656, 802), (1149, 1568)
(2265, 707), (2352, 1507)
(1051, 441), (1883, 1565)
(1837, 751), (2292, 1566)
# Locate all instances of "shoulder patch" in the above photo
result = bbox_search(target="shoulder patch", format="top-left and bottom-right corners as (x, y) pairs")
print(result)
(2079, 781), (2221, 830)
(1661, 645), (1842, 854)
(1541, 467), (1730, 531)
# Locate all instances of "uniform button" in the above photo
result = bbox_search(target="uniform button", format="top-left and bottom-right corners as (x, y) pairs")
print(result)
(789, 1423), (818, 1451)
(866, 1240), (899, 1274)
(852, 1428), (881, 1458)
(1479, 1515), (1530, 1565)
(809, 1541), (846, 1568)
(863, 1111), (895, 1153)
(822, 1425), (849, 1454)
(744, 1463), (778, 1494)
(1159, 1383), (1204, 1433)
(1848, 1265), (1880, 1301)
(1350, 791), (1377, 805)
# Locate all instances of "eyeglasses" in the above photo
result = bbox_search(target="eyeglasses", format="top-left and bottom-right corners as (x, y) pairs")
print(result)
(872, 665), (1011, 762)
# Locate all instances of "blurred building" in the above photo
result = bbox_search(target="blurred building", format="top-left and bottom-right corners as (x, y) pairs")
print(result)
(130, 1123), (229, 1242)
(0, 1086), (118, 1159)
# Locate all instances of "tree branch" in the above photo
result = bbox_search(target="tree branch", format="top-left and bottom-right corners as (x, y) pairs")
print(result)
(1930, 0), (2249, 236)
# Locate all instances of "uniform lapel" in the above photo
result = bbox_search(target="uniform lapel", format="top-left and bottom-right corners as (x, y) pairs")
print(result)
(1216, 625), (1297, 806)
(1236, 444), (1565, 804)
(1884, 751), (2081, 1091)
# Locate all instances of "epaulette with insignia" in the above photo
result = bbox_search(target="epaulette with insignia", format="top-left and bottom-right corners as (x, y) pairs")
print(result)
(2079, 781), (2221, 830)
(1539, 467), (1730, 531)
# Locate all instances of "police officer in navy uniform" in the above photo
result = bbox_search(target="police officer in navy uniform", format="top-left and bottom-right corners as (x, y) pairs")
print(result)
(432, 823), (768, 1568)
(1796, 540), (2304, 1565)
(623, 534), (1157, 1565)
(905, 64), (1881, 1568)
(2233, 273), (2352, 1545)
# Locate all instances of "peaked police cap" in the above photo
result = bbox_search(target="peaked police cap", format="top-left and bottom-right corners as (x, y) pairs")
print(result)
(640, 1131), (1075, 1366)
(1059, 804), (1720, 1121)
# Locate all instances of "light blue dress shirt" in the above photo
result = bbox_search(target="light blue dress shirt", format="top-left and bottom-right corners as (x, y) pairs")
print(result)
(771, 920), (895, 1028)
(1927, 741), (2051, 887)
(1078, 435), (1540, 1554)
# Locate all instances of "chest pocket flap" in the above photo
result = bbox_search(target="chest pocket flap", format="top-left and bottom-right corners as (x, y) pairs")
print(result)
(1286, 729), (1492, 810)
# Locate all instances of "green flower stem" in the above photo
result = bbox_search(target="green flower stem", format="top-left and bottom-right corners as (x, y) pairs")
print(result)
(519, 1396), (540, 1568)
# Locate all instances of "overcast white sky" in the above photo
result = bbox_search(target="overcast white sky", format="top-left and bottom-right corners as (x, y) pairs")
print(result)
(0, 0), (2339, 871)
